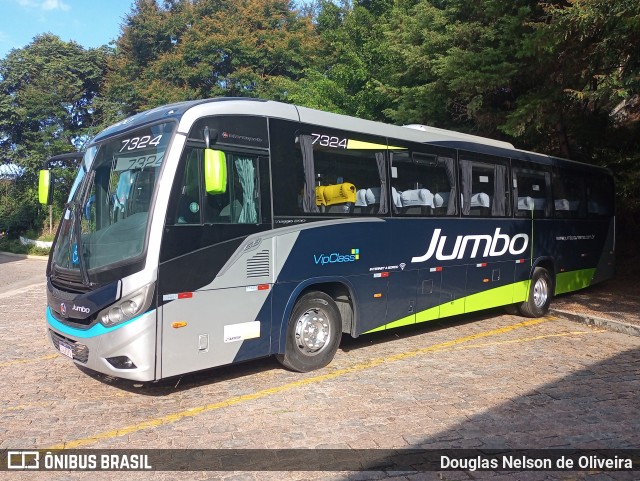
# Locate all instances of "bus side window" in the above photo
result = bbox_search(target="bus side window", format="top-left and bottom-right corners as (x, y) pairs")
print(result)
(553, 172), (585, 218)
(585, 175), (613, 217)
(204, 154), (261, 224)
(513, 167), (551, 218)
(298, 132), (388, 216)
(173, 149), (202, 225)
(390, 152), (455, 217)
(460, 157), (509, 217)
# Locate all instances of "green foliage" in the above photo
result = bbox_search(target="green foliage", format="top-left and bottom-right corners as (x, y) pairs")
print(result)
(274, 0), (393, 120)
(105, 0), (318, 113)
(380, 0), (540, 135)
(0, 179), (40, 235)
(0, 235), (50, 256)
(375, 0), (640, 213)
(0, 34), (109, 167)
(498, 0), (640, 160)
(0, 0), (639, 237)
(0, 35), (108, 235)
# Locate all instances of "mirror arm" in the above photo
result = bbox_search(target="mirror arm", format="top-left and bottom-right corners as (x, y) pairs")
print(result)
(203, 126), (218, 149)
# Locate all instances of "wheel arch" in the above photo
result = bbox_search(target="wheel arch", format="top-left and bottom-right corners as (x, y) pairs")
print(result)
(276, 277), (357, 354)
(531, 256), (556, 290)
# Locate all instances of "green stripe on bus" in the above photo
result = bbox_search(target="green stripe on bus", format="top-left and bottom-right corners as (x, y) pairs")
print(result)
(464, 281), (530, 314)
(364, 280), (529, 334)
(554, 268), (595, 295)
(362, 269), (595, 335)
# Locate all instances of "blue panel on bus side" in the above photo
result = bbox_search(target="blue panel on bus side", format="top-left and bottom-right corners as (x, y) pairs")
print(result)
(439, 264), (467, 317)
(350, 273), (389, 333)
(273, 216), (614, 336)
(466, 260), (514, 300)
(416, 268), (442, 315)
(270, 282), (292, 354)
(276, 221), (397, 280)
(384, 270), (418, 326)
(591, 218), (615, 285)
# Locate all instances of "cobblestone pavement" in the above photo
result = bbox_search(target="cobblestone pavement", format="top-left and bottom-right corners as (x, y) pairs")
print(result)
(0, 252), (46, 295)
(1, 256), (639, 481)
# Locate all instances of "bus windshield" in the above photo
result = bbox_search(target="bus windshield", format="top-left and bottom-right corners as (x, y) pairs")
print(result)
(51, 122), (175, 282)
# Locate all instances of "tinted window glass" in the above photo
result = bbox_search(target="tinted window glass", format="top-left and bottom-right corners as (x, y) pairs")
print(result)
(310, 140), (387, 216)
(168, 147), (266, 225)
(172, 149), (202, 225)
(270, 119), (304, 218)
(513, 166), (551, 218)
(271, 121), (390, 217)
(390, 151), (456, 216)
(204, 154), (261, 224)
(459, 153), (509, 217)
(585, 174), (614, 217)
(553, 171), (585, 218)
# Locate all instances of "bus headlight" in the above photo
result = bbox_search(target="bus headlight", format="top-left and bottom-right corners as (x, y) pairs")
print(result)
(100, 283), (154, 327)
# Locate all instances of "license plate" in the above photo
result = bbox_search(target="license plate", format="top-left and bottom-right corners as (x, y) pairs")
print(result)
(59, 342), (73, 359)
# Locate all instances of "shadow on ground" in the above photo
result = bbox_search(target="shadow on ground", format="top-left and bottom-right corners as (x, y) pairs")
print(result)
(345, 346), (640, 480)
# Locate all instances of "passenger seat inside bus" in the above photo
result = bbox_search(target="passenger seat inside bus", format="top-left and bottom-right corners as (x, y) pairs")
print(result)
(554, 198), (580, 217)
(434, 192), (449, 214)
(400, 188), (434, 215)
(466, 192), (490, 216)
(518, 196), (547, 215)
(354, 187), (381, 214)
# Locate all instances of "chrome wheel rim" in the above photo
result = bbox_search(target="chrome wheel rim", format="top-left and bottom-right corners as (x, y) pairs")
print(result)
(294, 308), (331, 356)
(533, 276), (549, 308)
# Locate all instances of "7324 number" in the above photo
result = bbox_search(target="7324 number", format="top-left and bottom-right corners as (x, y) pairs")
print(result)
(311, 133), (348, 149)
(120, 135), (163, 152)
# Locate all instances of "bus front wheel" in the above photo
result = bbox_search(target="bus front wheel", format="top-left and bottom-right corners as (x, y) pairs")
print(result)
(277, 291), (342, 372)
(519, 267), (553, 318)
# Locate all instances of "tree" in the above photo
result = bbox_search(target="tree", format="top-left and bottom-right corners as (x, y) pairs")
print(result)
(104, 0), (186, 114)
(505, 0), (640, 161)
(0, 34), (108, 233)
(379, 0), (542, 138)
(271, 0), (394, 120)
(105, 0), (318, 113)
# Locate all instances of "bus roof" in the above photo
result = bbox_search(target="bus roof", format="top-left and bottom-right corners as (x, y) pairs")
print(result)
(95, 97), (610, 175)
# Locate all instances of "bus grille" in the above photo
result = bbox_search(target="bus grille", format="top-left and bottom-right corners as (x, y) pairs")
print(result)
(49, 330), (89, 364)
(247, 250), (270, 278)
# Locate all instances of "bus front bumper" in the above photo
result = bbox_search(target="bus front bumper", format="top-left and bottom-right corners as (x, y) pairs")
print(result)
(46, 307), (157, 382)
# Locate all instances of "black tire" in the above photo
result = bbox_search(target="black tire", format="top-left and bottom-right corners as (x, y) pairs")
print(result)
(518, 267), (553, 318)
(503, 304), (520, 316)
(276, 291), (342, 372)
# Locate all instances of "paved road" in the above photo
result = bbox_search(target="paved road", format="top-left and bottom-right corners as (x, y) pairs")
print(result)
(1, 256), (639, 480)
(0, 253), (47, 296)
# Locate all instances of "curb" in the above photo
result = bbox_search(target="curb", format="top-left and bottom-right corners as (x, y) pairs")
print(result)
(550, 308), (640, 338)
(0, 250), (49, 261)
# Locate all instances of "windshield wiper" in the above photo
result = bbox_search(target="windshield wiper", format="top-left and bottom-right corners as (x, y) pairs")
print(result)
(74, 168), (96, 288)
(71, 201), (91, 287)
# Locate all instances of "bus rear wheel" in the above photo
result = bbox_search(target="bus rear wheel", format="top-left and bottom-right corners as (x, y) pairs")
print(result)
(277, 291), (342, 373)
(518, 267), (553, 318)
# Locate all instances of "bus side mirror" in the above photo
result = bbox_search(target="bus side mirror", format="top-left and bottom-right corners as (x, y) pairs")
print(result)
(204, 149), (227, 194)
(39, 169), (53, 205)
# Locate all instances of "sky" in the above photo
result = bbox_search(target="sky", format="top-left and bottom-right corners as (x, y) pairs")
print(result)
(0, 0), (134, 59)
